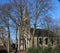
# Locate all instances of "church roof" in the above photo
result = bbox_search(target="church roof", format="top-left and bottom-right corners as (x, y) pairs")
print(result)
(30, 28), (56, 37)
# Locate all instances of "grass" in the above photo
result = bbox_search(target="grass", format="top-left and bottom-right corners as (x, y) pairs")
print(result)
(27, 45), (60, 53)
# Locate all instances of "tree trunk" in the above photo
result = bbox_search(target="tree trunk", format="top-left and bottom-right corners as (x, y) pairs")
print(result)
(7, 27), (10, 53)
(32, 23), (36, 47)
(16, 25), (18, 51)
(17, 26), (20, 50)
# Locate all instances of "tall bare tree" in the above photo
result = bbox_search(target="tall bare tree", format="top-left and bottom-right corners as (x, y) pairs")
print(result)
(0, 0), (54, 51)
(29, 0), (53, 47)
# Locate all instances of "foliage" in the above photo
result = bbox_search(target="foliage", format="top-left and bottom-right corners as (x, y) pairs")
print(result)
(27, 47), (38, 53)
(27, 46), (52, 53)
(54, 45), (60, 53)
(27, 46), (60, 53)
(43, 47), (52, 53)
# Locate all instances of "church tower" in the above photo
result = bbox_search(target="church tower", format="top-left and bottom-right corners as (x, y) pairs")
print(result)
(19, 6), (31, 50)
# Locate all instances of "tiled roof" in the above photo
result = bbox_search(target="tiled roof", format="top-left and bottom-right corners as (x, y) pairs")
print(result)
(30, 28), (55, 37)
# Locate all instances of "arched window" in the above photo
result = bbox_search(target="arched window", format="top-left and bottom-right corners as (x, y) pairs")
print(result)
(45, 38), (48, 45)
(51, 39), (54, 46)
(39, 38), (42, 45)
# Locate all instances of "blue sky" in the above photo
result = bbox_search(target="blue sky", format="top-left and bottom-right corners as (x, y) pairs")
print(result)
(0, 0), (60, 18)
(0, 0), (9, 4)
(52, 0), (60, 18)
(0, 0), (60, 42)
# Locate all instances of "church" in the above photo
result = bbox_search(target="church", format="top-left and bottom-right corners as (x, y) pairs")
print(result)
(17, 7), (60, 51)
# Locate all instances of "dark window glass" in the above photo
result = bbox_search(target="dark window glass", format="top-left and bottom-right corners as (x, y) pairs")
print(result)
(45, 38), (48, 44)
(51, 39), (54, 46)
(39, 38), (42, 45)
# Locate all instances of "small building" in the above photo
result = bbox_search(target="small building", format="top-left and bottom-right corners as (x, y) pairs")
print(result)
(30, 28), (58, 47)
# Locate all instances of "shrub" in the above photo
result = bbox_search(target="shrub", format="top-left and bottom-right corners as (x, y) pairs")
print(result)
(27, 47), (52, 53)
(54, 45), (60, 53)
(43, 47), (52, 53)
(27, 45), (60, 53)
(27, 47), (38, 53)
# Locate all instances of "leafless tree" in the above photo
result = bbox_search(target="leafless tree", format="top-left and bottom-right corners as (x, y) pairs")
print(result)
(29, 0), (53, 47)
(0, 0), (55, 51)
(0, 4), (15, 53)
